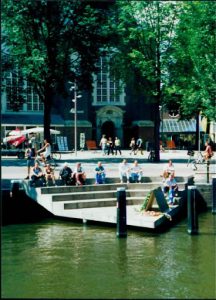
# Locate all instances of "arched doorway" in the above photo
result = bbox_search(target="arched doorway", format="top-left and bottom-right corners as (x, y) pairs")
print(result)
(96, 106), (124, 144)
(101, 121), (115, 140)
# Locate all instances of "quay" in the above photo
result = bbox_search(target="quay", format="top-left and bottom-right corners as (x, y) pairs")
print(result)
(2, 150), (215, 229)
(10, 175), (192, 230)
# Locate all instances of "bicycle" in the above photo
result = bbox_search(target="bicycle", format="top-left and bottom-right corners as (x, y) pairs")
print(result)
(34, 153), (57, 170)
(52, 151), (62, 160)
(187, 150), (206, 171)
(147, 149), (155, 162)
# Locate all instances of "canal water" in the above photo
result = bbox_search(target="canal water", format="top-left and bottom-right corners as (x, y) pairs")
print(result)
(2, 212), (215, 299)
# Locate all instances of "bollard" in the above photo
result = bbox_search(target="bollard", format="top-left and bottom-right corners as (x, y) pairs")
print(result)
(206, 160), (210, 183)
(187, 186), (198, 235)
(116, 187), (127, 238)
(212, 176), (216, 214)
(10, 180), (20, 198)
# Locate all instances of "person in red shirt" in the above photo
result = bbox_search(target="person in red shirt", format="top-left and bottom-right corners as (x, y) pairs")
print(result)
(203, 141), (213, 160)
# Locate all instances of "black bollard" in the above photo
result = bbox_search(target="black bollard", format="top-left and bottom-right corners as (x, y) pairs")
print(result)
(187, 186), (198, 235)
(10, 180), (20, 198)
(212, 176), (216, 214)
(116, 187), (127, 238)
(206, 160), (210, 183)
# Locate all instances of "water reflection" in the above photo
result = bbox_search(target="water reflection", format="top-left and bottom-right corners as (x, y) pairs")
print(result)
(2, 213), (216, 299)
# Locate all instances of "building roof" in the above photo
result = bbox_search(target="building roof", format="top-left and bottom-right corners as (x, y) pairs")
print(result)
(160, 119), (204, 133)
(2, 114), (64, 126)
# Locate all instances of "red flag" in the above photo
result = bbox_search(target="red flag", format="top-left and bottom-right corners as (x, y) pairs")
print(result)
(8, 135), (26, 147)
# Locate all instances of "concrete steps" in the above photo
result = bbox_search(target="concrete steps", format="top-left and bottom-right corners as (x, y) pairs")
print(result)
(52, 189), (150, 201)
(41, 181), (188, 195)
(19, 176), (190, 230)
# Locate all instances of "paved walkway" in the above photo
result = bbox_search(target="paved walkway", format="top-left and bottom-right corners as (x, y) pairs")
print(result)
(2, 150), (215, 186)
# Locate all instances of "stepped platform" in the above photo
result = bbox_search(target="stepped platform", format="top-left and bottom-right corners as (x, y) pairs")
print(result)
(10, 176), (192, 230)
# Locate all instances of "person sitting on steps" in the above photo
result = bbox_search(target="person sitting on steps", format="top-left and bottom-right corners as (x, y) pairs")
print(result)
(119, 159), (131, 183)
(31, 161), (46, 187)
(59, 162), (73, 186)
(130, 160), (143, 183)
(73, 162), (86, 186)
(162, 159), (175, 180)
(44, 163), (56, 186)
(163, 172), (178, 205)
(95, 161), (106, 184)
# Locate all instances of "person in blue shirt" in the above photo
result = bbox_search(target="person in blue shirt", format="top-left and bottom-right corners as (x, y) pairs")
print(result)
(31, 161), (46, 186)
(95, 161), (106, 184)
(163, 172), (178, 205)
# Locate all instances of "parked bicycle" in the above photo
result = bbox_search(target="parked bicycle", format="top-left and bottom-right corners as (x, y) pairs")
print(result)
(187, 150), (207, 171)
(148, 149), (155, 162)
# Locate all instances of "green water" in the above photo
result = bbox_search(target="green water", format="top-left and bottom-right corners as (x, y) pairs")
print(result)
(1, 212), (216, 299)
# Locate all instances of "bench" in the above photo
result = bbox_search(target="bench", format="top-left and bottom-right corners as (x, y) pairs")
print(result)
(166, 140), (176, 150)
(86, 140), (98, 151)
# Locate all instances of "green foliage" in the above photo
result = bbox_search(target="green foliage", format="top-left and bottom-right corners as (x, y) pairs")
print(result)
(2, 0), (113, 138)
(2, 0), (111, 96)
(140, 191), (152, 211)
(164, 1), (216, 121)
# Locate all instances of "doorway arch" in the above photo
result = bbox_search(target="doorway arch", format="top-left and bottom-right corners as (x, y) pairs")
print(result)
(101, 121), (115, 140)
(96, 106), (124, 144)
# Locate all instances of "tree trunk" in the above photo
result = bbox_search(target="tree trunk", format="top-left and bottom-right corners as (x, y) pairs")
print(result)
(153, 1), (161, 162)
(43, 86), (52, 142)
(195, 112), (200, 151)
(154, 101), (161, 162)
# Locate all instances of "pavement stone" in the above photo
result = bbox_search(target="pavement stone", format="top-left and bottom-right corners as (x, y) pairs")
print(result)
(2, 150), (215, 189)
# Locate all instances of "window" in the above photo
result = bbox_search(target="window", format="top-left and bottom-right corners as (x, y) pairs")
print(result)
(3, 69), (43, 112)
(26, 82), (43, 111)
(4, 69), (25, 111)
(92, 56), (125, 106)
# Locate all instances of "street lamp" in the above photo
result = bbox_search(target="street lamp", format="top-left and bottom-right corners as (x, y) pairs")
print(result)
(70, 82), (82, 156)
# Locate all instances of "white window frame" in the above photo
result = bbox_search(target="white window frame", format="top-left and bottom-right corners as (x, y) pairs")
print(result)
(92, 56), (125, 106)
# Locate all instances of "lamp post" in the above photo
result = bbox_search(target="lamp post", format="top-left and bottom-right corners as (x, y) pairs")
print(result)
(70, 82), (82, 157)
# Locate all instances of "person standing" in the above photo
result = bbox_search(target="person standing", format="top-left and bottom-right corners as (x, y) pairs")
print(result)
(129, 137), (136, 155)
(135, 137), (143, 155)
(95, 161), (106, 184)
(203, 141), (213, 160)
(24, 146), (34, 179)
(114, 137), (122, 155)
(28, 133), (36, 157)
(107, 137), (114, 155)
(99, 134), (107, 155)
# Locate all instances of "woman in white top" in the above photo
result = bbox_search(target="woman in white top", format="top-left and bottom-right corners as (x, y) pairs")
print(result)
(37, 139), (51, 163)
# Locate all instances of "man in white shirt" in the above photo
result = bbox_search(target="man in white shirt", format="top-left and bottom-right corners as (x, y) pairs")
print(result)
(130, 160), (143, 183)
(118, 159), (130, 183)
(99, 134), (107, 155)
(162, 159), (175, 179)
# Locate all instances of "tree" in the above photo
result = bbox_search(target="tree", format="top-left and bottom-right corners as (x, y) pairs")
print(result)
(2, 0), (112, 140)
(164, 1), (216, 121)
(109, 0), (182, 161)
